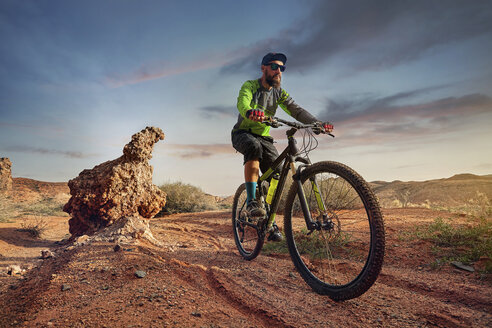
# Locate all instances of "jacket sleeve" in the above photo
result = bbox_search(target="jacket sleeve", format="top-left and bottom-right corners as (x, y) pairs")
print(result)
(237, 81), (253, 118)
(278, 89), (318, 124)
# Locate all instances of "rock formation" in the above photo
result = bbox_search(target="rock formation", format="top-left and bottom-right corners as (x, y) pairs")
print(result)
(63, 127), (166, 242)
(0, 158), (13, 193)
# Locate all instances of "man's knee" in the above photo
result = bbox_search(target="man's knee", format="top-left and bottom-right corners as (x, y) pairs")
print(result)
(243, 139), (262, 160)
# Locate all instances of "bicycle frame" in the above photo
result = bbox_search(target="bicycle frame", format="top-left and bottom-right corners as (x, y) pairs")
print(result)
(233, 117), (385, 300)
(256, 127), (323, 232)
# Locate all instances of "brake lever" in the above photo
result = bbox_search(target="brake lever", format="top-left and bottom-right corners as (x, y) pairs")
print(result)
(264, 117), (282, 128)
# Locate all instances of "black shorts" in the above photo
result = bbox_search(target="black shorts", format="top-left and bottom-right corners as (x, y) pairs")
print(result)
(231, 130), (279, 174)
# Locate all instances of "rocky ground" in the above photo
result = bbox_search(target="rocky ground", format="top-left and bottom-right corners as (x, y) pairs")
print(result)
(0, 208), (491, 328)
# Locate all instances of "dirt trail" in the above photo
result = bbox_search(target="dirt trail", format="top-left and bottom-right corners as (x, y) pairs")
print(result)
(0, 209), (491, 327)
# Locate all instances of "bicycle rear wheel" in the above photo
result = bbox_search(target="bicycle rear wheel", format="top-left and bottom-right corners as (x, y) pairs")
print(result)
(284, 161), (385, 301)
(232, 183), (264, 260)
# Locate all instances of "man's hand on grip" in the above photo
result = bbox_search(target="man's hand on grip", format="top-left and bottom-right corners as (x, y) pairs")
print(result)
(313, 121), (334, 134)
(246, 109), (265, 122)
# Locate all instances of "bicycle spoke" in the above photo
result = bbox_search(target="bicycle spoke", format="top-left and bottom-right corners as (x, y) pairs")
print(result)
(287, 165), (376, 289)
(232, 183), (265, 260)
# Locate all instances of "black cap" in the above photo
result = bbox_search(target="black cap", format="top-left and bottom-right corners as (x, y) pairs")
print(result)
(261, 52), (287, 66)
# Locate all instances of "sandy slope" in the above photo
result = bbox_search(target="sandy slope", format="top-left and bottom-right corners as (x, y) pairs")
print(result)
(0, 209), (491, 328)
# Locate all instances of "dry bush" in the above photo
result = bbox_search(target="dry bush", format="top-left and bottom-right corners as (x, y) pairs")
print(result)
(158, 181), (218, 214)
(18, 217), (49, 238)
(20, 196), (68, 217)
(401, 216), (492, 272)
(0, 195), (15, 222)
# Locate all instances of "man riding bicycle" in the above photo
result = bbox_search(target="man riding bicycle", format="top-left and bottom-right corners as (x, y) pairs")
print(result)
(231, 52), (333, 242)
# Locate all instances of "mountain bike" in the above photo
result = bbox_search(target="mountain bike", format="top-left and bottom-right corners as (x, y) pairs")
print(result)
(232, 117), (385, 301)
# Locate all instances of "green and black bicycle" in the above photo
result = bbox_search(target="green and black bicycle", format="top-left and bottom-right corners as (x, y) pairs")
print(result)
(232, 117), (385, 301)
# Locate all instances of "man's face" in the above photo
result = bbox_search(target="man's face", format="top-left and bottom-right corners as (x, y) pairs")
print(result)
(262, 60), (283, 88)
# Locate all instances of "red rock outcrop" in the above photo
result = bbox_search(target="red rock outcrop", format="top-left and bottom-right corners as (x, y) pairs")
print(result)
(0, 158), (13, 193)
(63, 127), (166, 239)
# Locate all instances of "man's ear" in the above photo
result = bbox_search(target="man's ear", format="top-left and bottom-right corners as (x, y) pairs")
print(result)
(261, 65), (266, 74)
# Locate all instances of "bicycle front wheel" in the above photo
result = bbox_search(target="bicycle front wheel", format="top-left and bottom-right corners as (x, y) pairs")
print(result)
(284, 161), (385, 301)
(232, 183), (264, 260)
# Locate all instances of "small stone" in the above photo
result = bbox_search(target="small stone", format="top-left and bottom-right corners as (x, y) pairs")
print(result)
(114, 244), (122, 252)
(7, 265), (22, 276)
(41, 250), (55, 259)
(76, 235), (90, 245)
(451, 261), (475, 272)
(289, 272), (296, 278)
(135, 270), (147, 278)
(191, 312), (201, 317)
(61, 284), (71, 291)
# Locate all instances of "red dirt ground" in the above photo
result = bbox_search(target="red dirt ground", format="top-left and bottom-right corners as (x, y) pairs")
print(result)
(0, 208), (491, 328)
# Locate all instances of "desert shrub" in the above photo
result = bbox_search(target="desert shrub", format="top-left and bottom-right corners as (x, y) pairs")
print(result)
(17, 217), (49, 238)
(263, 228), (353, 258)
(0, 195), (12, 222)
(159, 181), (218, 214)
(262, 238), (288, 255)
(19, 197), (68, 217)
(460, 191), (492, 218)
(414, 191), (492, 216)
(403, 216), (492, 272)
(0, 195), (68, 220)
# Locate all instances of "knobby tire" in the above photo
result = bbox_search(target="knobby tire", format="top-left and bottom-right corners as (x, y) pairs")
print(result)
(232, 183), (264, 260)
(284, 161), (385, 301)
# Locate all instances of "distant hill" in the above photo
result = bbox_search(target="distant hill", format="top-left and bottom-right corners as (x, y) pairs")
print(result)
(370, 174), (492, 210)
(11, 177), (69, 203)
(7, 174), (492, 212)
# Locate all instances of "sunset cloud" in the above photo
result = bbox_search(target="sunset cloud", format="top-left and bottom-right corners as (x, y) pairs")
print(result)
(166, 143), (234, 159)
(321, 92), (492, 125)
(1, 145), (94, 159)
(316, 91), (492, 148)
(105, 45), (256, 87)
(105, 58), (224, 87)
(221, 0), (492, 75)
(198, 105), (237, 118)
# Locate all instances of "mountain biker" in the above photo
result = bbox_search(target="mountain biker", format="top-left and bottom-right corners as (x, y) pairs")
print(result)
(231, 52), (333, 242)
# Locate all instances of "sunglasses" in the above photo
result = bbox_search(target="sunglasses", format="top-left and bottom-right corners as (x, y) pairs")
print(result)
(268, 63), (286, 72)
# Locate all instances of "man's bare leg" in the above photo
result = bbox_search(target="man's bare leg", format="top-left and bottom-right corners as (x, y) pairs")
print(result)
(244, 159), (260, 183)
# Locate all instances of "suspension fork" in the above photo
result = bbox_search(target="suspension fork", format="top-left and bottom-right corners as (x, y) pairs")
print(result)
(292, 162), (329, 232)
(310, 176), (326, 212)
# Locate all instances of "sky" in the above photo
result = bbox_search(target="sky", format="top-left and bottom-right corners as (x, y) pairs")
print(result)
(1, 0), (492, 196)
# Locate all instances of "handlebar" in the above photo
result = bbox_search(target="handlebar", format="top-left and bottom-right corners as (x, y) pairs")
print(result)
(264, 117), (334, 137)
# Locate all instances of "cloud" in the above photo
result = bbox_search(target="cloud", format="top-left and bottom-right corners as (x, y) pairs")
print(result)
(105, 45), (257, 87)
(1, 145), (94, 159)
(106, 58), (225, 87)
(166, 143), (235, 159)
(322, 93), (492, 125)
(0, 121), (65, 134)
(220, 0), (492, 75)
(315, 90), (492, 148)
(198, 105), (237, 119)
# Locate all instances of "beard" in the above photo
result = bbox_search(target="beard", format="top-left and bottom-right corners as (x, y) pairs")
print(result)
(266, 73), (281, 88)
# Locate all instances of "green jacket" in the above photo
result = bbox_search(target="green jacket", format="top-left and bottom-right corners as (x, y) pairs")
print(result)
(232, 79), (317, 136)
